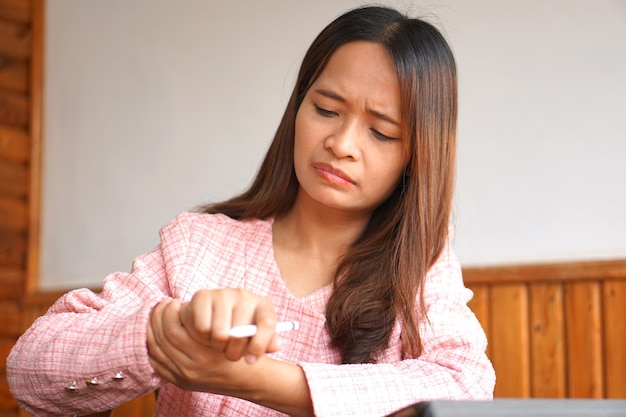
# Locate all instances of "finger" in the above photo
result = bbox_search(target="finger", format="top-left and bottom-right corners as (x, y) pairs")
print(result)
(147, 299), (184, 380)
(207, 291), (235, 352)
(179, 301), (213, 346)
(155, 299), (215, 384)
(147, 298), (172, 358)
(158, 299), (203, 370)
(245, 301), (278, 359)
(223, 297), (260, 361)
(181, 290), (216, 338)
(225, 298), (278, 363)
(161, 299), (190, 350)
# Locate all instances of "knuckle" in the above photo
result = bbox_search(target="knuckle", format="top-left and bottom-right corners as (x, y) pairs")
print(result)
(256, 314), (277, 328)
(192, 289), (211, 302)
(179, 367), (198, 382)
(224, 350), (241, 362)
(163, 323), (179, 340)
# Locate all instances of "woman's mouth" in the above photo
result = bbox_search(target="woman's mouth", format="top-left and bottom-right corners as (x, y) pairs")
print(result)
(313, 163), (355, 187)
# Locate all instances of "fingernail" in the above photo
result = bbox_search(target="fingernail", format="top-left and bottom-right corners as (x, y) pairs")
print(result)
(244, 354), (257, 364)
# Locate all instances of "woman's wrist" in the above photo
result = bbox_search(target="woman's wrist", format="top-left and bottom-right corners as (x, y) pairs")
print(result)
(239, 356), (314, 417)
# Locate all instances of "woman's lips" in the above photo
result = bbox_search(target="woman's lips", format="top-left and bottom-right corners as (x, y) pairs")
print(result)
(313, 163), (355, 186)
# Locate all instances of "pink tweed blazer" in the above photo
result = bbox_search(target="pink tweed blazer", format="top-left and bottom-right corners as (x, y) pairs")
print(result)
(7, 212), (495, 417)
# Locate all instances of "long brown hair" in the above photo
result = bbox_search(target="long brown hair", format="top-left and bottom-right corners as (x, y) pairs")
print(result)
(199, 6), (457, 364)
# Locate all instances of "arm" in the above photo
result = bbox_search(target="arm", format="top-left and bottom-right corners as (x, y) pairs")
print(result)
(300, 244), (496, 417)
(6, 249), (168, 417)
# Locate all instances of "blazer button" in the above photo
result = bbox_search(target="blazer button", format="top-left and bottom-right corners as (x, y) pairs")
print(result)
(112, 371), (125, 381)
(65, 381), (79, 393)
(86, 377), (100, 386)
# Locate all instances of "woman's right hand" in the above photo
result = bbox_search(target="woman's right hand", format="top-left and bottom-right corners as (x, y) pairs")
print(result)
(146, 288), (281, 393)
(180, 288), (281, 362)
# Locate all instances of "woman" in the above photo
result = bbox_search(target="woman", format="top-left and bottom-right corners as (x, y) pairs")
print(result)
(8, 6), (495, 417)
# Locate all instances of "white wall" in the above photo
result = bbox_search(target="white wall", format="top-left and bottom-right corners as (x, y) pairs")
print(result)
(40, 0), (626, 289)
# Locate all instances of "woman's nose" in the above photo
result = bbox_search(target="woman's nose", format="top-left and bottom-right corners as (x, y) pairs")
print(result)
(324, 119), (361, 160)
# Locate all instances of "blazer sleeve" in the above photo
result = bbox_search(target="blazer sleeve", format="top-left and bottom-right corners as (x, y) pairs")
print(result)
(300, 242), (496, 417)
(6, 236), (174, 416)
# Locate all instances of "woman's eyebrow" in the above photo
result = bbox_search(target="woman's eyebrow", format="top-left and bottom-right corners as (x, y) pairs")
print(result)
(315, 89), (346, 102)
(313, 88), (400, 126)
(369, 109), (400, 126)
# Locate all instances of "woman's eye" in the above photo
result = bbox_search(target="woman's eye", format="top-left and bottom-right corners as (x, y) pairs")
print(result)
(371, 129), (397, 142)
(314, 105), (337, 117)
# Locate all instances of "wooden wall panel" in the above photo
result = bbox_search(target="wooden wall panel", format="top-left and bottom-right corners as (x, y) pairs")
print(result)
(0, 91), (27, 127)
(0, 197), (27, 231)
(25, 0), (42, 296)
(464, 259), (626, 284)
(0, 267), (22, 300)
(0, 126), (29, 162)
(489, 284), (530, 397)
(529, 283), (566, 397)
(0, 303), (20, 337)
(0, 159), (27, 196)
(603, 280), (626, 398)
(0, 0), (31, 24)
(0, 19), (30, 59)
(0, 380), (17, 411)
(0, 58), (27, 93)
(465, 260), (626, 401)
(0, 232), (25, 266)
(0, 1), (38, 416)
(564, 282), (604, 398)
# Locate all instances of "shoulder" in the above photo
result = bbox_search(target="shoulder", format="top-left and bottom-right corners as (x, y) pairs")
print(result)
(159, 211), (272, 246)
(424, 232), (463, 289)
(423, 232), (473, 304)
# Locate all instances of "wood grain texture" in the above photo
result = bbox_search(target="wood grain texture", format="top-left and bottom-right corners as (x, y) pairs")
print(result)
(529, 283), (566, 397)
(0, 57), (27, 93)
(464, 260), (626, 284)
(25, 0), (42, 295)
(0, 302), (19, 337)
(0, 197), (26, 231)
(564, 281), (604, 398)
(0, 0), (31, 24)
(0, 126), (28, 162)
(0, 338), (13, 372)
(0, 3), (32, 417)
(0, 159), (27, 197)
(0, 19), (29, 60)
(0, 232), (25, 266)
(602, 279), (626, 398)
(0, 268), (22, 300)
(0, 91), (27, 127)
(0, 378), (18, 410)
(490, 284), (530, 397)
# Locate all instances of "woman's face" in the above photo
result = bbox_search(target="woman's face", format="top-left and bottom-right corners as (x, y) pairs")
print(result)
(293, 41), (408, 217)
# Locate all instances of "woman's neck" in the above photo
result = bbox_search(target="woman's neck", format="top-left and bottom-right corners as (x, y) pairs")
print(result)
(274, 197), (370, 259)
(271, 194), (372, 298)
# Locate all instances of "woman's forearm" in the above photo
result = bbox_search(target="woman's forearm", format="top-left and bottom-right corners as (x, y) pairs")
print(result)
(238, 357), (314, 417)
